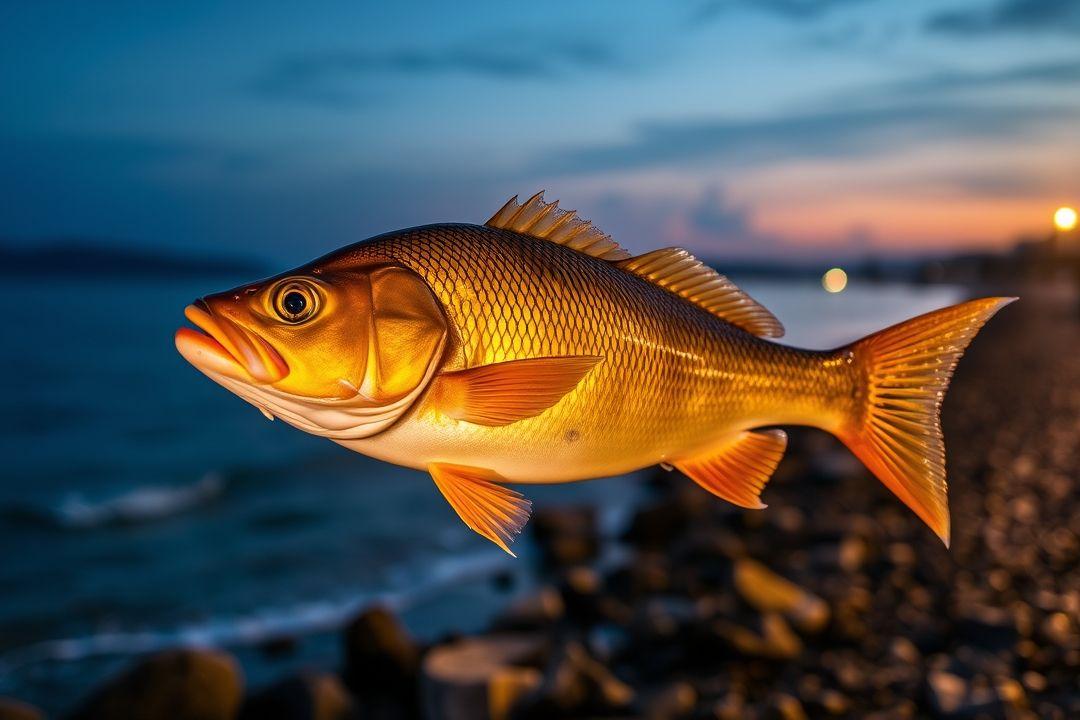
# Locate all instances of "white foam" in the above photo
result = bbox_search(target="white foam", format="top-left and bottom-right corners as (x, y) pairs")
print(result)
(0, 549), (511, 672)
(52, 472), (225, 528)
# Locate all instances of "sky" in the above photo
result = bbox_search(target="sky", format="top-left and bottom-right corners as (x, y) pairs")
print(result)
(1, 0), (1078, 263)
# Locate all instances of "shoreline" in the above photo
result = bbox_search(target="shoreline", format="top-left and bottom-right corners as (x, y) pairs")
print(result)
(3, 284), (1077, 719)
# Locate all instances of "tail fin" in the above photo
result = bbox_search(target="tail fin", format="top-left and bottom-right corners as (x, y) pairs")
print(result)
(836, 297), (1016, 547)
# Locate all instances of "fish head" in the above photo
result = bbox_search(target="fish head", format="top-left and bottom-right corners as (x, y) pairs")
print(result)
(175, 263), (449, 440)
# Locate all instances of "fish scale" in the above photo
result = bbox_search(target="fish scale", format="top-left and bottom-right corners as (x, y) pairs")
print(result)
(177, 194), (1014, 553)
(328, 224), (852, 477)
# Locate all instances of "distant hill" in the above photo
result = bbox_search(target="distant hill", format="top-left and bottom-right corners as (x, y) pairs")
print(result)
(0, 240), (265, 278)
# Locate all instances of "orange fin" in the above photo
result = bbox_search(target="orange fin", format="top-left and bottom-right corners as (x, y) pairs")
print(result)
(434, 355), (602, 426)
(486, 191), (630, 261)
(674, 429), (788, 509)
(429, 463), (532, 556)
(617, 248), (784, 338)
(837, 297), (1016, 547)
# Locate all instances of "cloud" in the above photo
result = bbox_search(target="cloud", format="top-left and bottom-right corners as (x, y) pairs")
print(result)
(687, 187), (761, 243)
(828, 58), (1080, 105)
(253, 39), (624, 107)
(537, 101), (1075, 175)
(693, 0), (873, 23)
(927, 0), (1080, 35)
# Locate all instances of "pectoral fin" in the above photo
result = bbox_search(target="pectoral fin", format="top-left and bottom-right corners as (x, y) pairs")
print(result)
(430, 463), (532, 556)
(674, 429), (788, 509)
(433, 355), (602, 426)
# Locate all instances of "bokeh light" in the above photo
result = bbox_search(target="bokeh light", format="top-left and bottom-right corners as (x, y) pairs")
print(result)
(1054, 206), (1078, 232)
(822, 267), (848, 293)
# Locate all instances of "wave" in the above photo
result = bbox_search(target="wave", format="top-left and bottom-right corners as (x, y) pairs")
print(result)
(50, 472), (226, 529)
(0, 550), (512, 672)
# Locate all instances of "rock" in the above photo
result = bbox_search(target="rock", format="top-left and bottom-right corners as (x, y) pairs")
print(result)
(766, 693), (808, 720)
(421, 634), (546, 720)
(733, 559), (830, 634)
(888, 637), (921, 665)
(712, 693), (745, 720)
(639, 681), (696, 720)
(512, 641), (633, 718)
(622, 498), (697, 550)
(491, 587), (564, 632)
(925, 670), (1002, 718)
(557, 566), (602, 622)
(239, 672), (355, 720)
(0, 699), (44, 720)
(530, 506), (599, 568)
(69, 648), (243, 720)
(714, 613), (802, 660)
(817, 689), (850, 716)
(342, 606), (421, 716)
(954, 605), (1019, 653)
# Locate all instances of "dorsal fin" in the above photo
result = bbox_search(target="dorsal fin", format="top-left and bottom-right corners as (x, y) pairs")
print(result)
(617, 248), (785, 338)
(485, 191), (630, 261)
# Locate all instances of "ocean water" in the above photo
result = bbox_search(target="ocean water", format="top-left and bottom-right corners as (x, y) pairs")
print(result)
(0, 274), (960, 712)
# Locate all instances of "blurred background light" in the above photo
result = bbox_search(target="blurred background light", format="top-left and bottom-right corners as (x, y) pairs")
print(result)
(822, 267), (848, 293)
(1054, 206), (1078, 232)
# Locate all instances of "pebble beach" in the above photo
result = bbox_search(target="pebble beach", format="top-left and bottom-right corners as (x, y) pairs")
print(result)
(2, 285), (1076, 720)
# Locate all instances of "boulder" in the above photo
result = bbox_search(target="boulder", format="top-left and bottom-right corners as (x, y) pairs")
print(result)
(239, 672), (355, 720)
(342, 605), (420, 695)
(421, 634), (546, 720)
(0, 698), (44, 720)
(68, 648), (243, 720)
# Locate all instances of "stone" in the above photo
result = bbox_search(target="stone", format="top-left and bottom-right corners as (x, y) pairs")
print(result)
(733, 559), (829, 634)
(421, 634), (546, 720)
(925, 670), (1002, 718)
(69, 648), (243, 720)
(954, 605), (1019, 653)
(239, 672), (355, 720)
(639, 681), (697, 720)
(714, 613), (802, 660)
(491, 587), (564, 632)
(342, 605), (421, 717)
(767, 693), (808, 720)
(0, 699), (44, 720)
(622, 498), (697, 550)
(530, 506), (599, 568)
(512, 641), (634, 718)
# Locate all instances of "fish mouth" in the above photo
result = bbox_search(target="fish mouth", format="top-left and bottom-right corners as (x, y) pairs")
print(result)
(175, 302), (289, 383)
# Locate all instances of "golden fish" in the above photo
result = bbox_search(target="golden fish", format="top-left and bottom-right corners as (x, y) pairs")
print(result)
(176, 192), (1014, 554)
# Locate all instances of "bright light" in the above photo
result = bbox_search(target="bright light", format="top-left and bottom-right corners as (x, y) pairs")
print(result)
(822, 267), (848, 293)
(1054, 206), (1078, 232)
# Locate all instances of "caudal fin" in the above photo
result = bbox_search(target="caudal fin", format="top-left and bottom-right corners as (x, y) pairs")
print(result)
(836, 297), (1016, 547)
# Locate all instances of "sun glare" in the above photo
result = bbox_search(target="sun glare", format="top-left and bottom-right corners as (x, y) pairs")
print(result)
(1054, 206), (1078, 232)
(822, 267), (848, 293)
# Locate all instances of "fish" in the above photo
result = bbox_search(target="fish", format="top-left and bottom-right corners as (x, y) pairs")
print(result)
(176, 192), (1015, 554)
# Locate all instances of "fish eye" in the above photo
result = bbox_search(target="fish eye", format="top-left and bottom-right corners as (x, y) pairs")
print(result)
(273, 280), (319, 323)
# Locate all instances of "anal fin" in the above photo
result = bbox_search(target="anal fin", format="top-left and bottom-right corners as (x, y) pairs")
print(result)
(674, 430), (787, 509)
(430, 463), (532, 556)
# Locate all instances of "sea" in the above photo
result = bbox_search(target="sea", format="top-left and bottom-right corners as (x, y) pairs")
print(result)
(0, 272), (961, 712)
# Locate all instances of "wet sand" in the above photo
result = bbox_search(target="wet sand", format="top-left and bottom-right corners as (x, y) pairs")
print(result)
(12, 286), (1077, 720)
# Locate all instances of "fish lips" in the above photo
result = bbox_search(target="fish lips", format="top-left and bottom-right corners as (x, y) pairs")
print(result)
(175, 303), (289, 384)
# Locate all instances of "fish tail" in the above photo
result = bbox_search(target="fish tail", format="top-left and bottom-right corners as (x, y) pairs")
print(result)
(834, 297), (1016, 547)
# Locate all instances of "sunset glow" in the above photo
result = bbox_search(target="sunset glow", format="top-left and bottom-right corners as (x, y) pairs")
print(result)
(1055, 207), (1078, 232)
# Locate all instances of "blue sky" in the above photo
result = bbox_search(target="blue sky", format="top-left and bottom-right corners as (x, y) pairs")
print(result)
(2, 0), (1078, 263)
